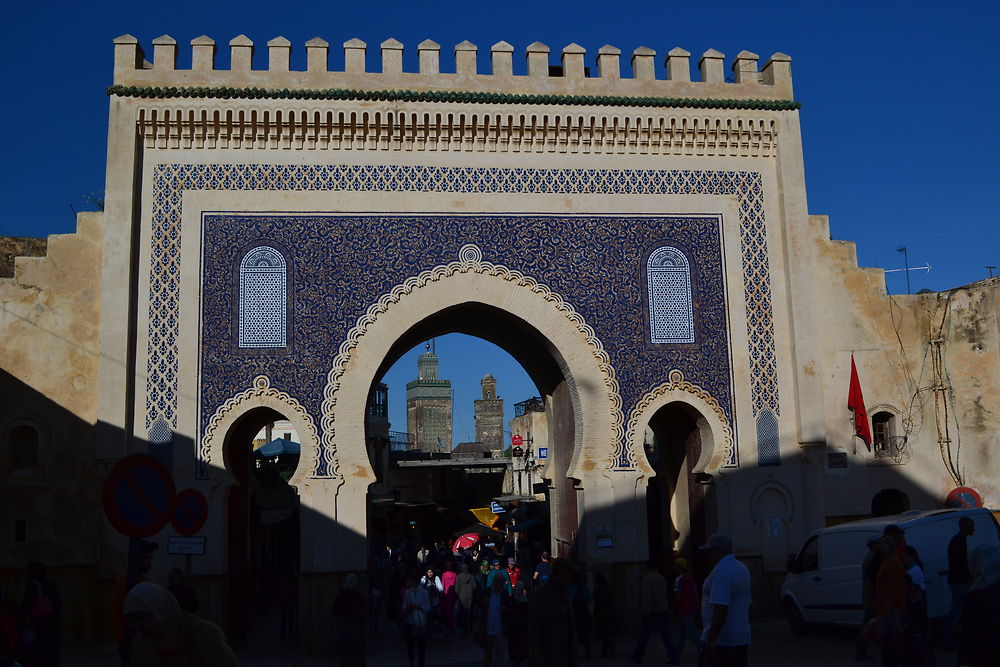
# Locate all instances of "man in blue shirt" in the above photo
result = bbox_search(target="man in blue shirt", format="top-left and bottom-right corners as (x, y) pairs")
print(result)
(699, 534), (752, 667)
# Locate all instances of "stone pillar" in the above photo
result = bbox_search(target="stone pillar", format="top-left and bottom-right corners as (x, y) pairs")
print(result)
(191, 35), (216, 72)
(596, 45), (620, 79)
(665, 47), (691, 82)
(631, 46), (655, 80)
(699, 49), (725, 83)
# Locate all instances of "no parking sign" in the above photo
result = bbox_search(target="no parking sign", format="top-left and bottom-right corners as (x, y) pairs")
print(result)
(102, 454), (176, 538)
(172, 489), (209, 536)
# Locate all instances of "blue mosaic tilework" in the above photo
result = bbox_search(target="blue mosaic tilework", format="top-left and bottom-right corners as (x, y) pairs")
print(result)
(199, 213), (732, 477)
(146, 165), (781, 475)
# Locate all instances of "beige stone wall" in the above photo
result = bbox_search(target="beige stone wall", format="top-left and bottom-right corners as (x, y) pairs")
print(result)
(805, 213), (1000, 512)
(0, 212), (104, 643)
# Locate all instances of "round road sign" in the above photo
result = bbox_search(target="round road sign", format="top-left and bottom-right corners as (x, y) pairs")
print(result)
(102, 454), (176, 539)
(511, 434), (523, 447)
(946, 487), (982, 509)
(171, 489), (209, 536)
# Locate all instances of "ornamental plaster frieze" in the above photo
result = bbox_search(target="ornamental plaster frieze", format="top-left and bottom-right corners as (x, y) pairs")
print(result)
(135, 105), (778, 157)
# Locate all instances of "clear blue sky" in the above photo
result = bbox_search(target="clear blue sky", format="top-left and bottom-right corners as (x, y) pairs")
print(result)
(4, 1), (997, 437)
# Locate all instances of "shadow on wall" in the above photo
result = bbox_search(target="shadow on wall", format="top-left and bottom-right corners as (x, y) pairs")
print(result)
(0, 366), (954, 654)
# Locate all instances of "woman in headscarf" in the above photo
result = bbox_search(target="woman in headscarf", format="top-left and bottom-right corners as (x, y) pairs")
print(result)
(958, 544), (1000, 667)
(331, 573), (367, 667)
(124, 582), (238, 666)
(439, 562), (457, 636)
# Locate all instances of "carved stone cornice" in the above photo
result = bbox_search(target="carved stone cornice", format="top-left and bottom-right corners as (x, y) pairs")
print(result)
(134, 104), (779, 157)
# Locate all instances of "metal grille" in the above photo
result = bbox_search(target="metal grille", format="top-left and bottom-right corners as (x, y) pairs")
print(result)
(238, 246), (286, 348)
(647, 246), (694, 343)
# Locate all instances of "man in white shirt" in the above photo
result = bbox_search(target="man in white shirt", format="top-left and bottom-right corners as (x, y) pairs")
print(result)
(699, 534), (751, 667)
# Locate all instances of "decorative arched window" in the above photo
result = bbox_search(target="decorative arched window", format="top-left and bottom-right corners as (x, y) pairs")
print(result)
(239, 246), (287, 348)
(647, 246), (695, 344)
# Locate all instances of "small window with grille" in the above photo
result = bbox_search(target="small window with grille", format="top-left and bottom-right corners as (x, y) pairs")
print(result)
(238, 246), (287, 349)
(647, 246), (695, 344)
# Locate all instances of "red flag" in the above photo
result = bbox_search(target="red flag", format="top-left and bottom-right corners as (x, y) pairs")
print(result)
(848, 354), (871, 448)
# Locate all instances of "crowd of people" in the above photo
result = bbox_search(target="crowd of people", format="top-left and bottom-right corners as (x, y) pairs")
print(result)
(856, 517), (1000, 667)
(2, 520), (999, 667)
(357, 532), (754, 667)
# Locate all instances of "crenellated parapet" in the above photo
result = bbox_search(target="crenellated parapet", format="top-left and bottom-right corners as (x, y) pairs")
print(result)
(111, 35), (795, 104)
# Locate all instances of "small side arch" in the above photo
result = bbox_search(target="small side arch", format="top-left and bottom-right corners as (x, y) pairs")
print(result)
(627, 369), (735, 474)
(200, 375), (320, 489)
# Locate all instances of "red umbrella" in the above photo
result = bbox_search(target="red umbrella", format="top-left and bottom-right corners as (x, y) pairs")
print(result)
(452, 532), (480, 552)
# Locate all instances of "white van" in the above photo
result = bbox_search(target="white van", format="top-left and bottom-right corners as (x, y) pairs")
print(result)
(780, 508), (999, 633)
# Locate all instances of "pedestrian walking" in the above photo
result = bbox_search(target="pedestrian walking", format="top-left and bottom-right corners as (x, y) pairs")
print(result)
(901, 547), (930, 667)
(630, 560), (680, 665)
(482, 576), (508, 667)
(942, 516), (975, 649)
(331, 573), (367, 667)
(507, 580), (530, 666)
(455, 563), (477, 632)
(874, 530), (907, 667)
(592, 573), (615, 658)
(112, 540), (157, 666)
(699, 534), (751, 667)
(441, 563), (458, 635)
(672, 557), (700, 660)
(123, 582), (238, 667)
(957, 544), (1000, 667)
(528, 557), (579, 667)
(570, 569), (592, 660)
(507, 558), (522, 589)
(532, 552), (551, 590)
(855, 535), (882, 662)
(486, 560), (509, 589)
(419, 568), (443, 638)
(402, 576), (430, 667)
(18, 561), (61, 667)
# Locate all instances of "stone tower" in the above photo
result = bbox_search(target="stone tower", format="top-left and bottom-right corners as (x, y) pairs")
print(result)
(475, 374), (504, 454)
(406, 343), (452, 453)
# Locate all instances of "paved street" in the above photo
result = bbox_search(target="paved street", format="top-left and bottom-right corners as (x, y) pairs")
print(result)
(63, 617), (882, 666)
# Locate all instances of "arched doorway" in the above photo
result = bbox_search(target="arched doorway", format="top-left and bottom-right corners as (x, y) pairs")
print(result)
(644, 401), (709, 578)
(322, 264), (626, 578)
(364, 303), (579, 558)
(222, 406), (301, 649)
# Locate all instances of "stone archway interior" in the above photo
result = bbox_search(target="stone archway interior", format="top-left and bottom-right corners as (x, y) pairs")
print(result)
(221, 406), (301, 650)
(644, 401), (709, 576)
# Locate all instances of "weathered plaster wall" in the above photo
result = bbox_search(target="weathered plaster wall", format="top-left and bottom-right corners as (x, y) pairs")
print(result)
(0, 212), (104, 644)
(807, 213), (1000, 512)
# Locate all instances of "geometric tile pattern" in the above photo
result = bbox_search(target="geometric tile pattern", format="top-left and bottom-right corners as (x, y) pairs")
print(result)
(146, 164), (780, 472)
(238, 246), (287, 348)
(756, 408), (781, 466)
(647, 246), (695, 344)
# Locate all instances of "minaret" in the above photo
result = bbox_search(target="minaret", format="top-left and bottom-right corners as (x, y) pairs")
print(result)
(406, 341), (453, 453)
(475, 374), (504, 453)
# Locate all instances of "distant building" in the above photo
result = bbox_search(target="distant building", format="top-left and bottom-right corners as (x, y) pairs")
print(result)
(506, 397), (548, 498)
(406, 344), (452, 453)
(474, 374), (504, 453)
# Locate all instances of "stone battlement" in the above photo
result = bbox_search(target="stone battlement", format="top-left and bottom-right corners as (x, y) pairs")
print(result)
(113, 35), (794, 102)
